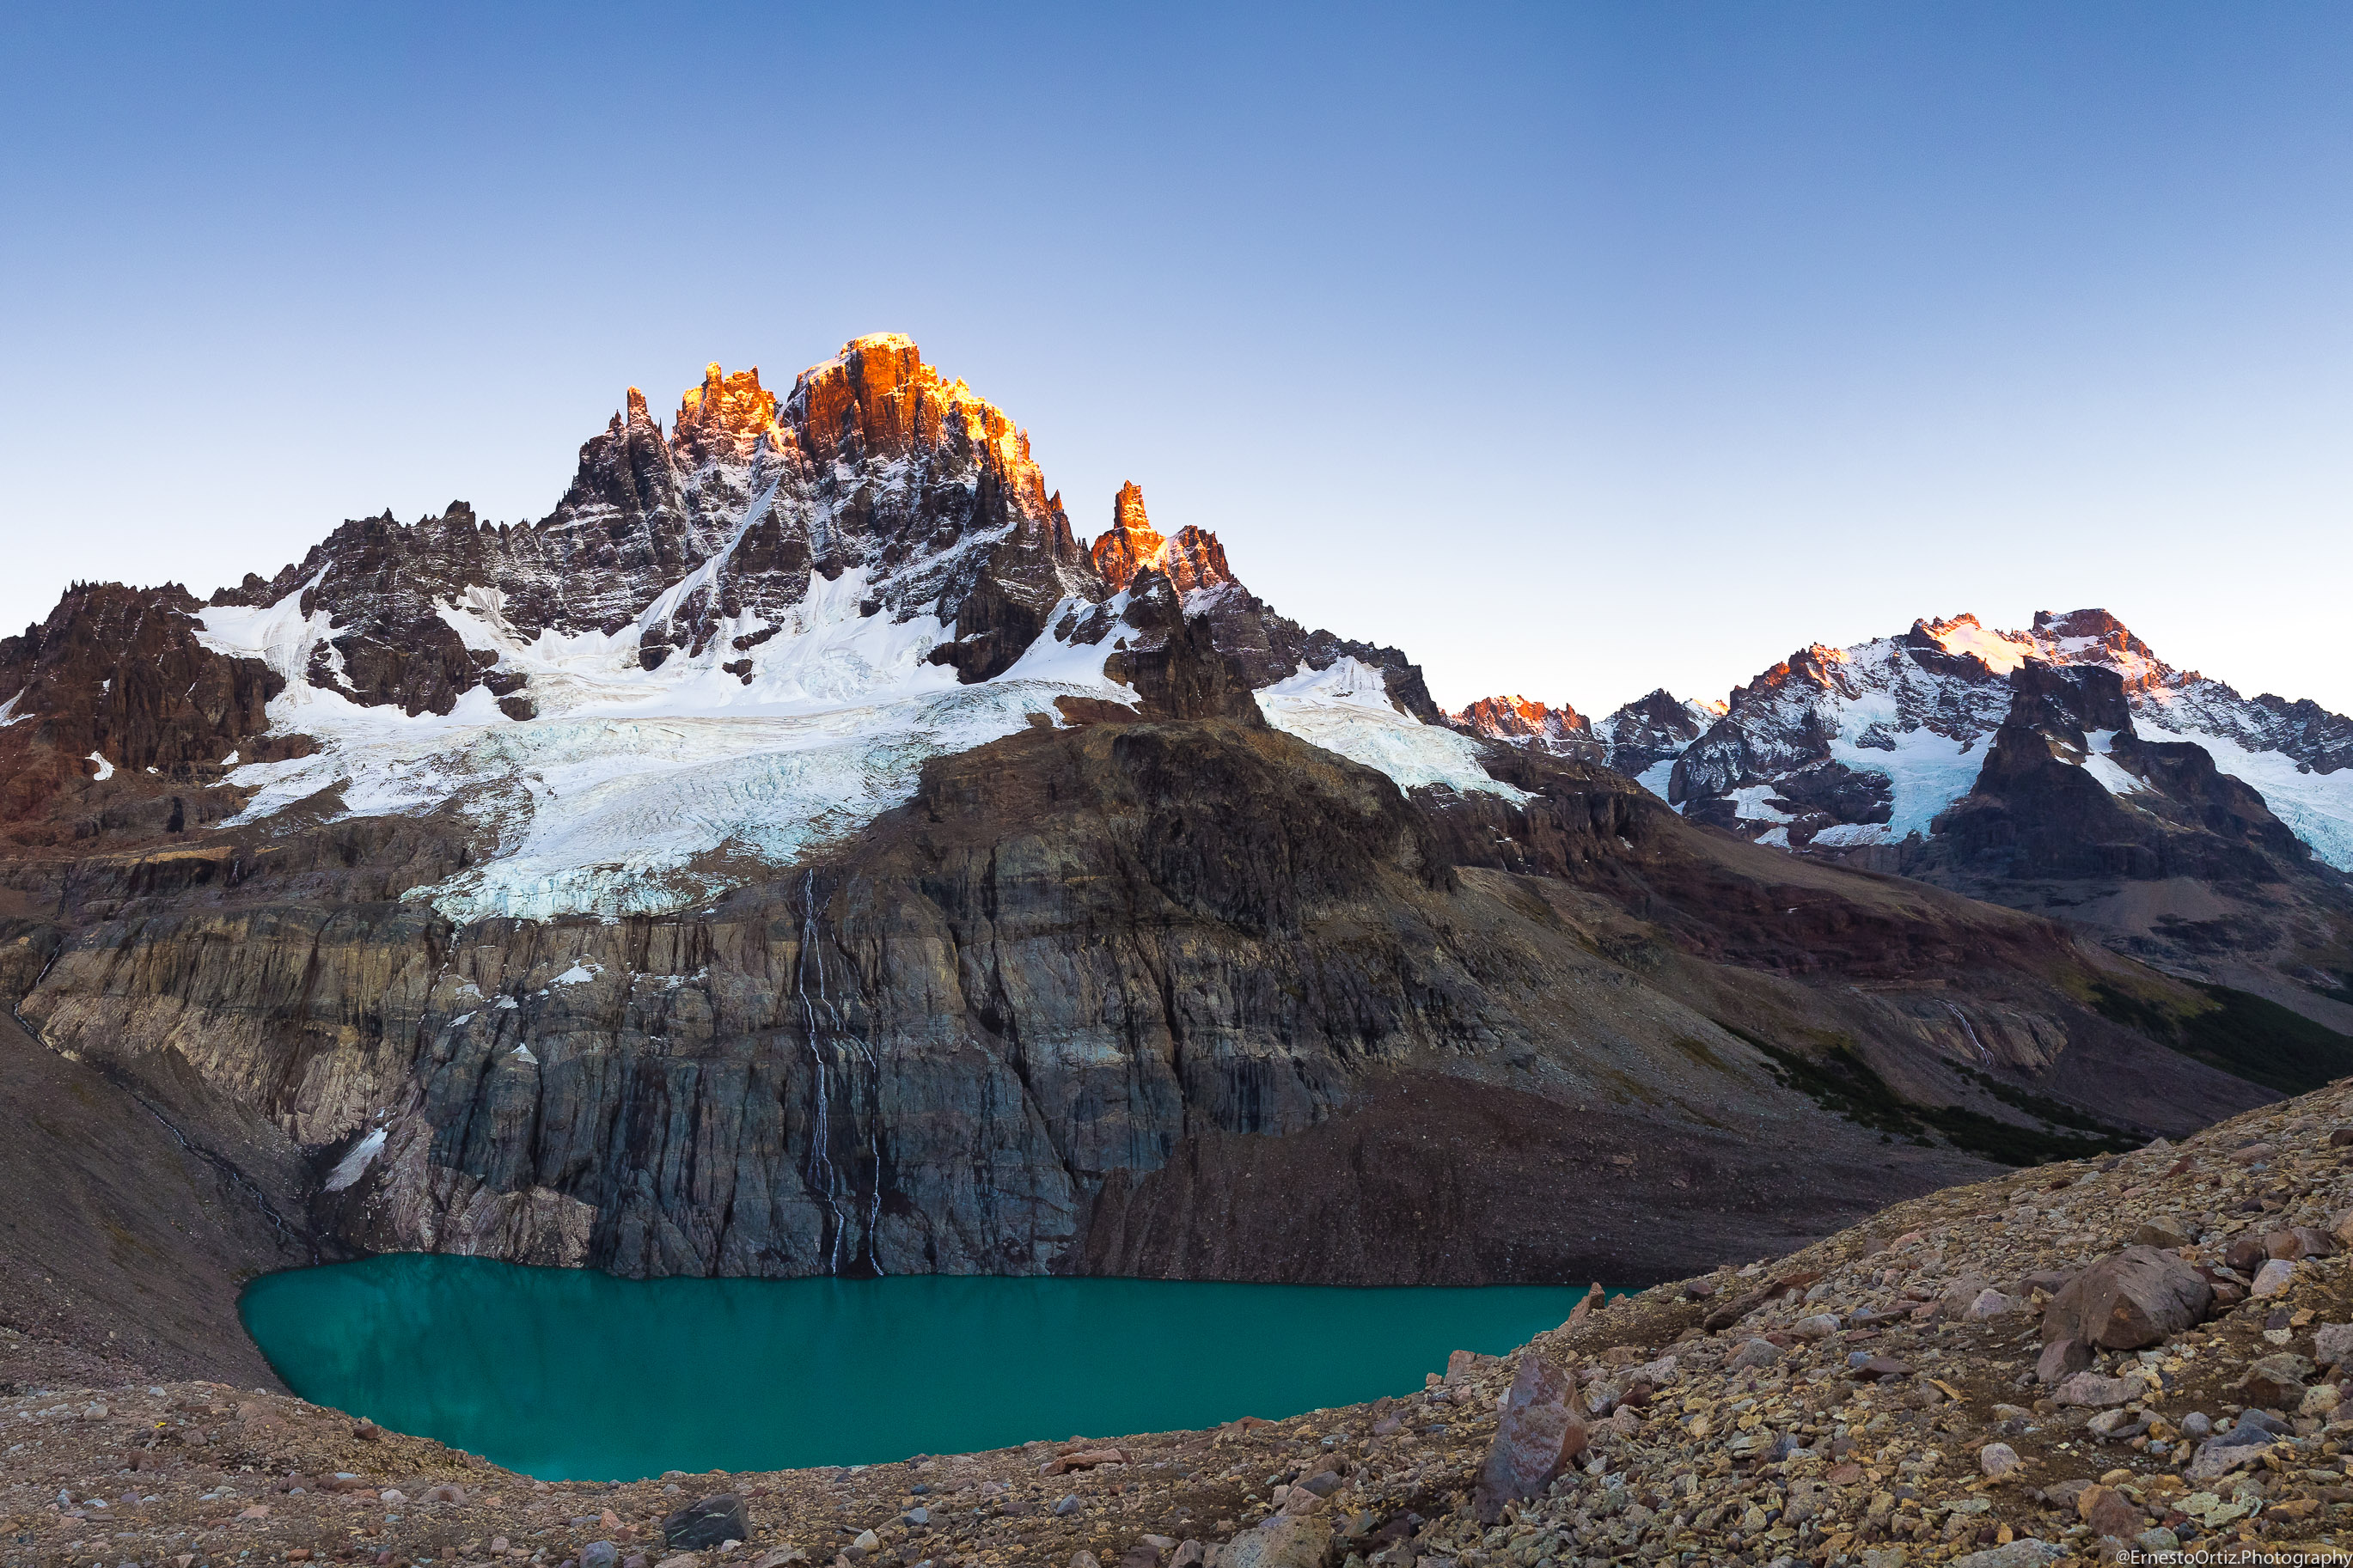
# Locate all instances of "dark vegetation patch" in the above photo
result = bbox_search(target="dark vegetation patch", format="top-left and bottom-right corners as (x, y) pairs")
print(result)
(1725, 1025), (2136, 1167)
(2093, 981), (2353, 1096)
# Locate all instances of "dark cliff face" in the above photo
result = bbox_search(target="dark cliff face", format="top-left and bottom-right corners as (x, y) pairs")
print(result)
(3, 702), (2283, 1288)
(1922, 663), (2312, 885)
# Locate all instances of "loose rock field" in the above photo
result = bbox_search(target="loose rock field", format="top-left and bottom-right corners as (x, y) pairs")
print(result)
(14, 1081), (2353, 1565)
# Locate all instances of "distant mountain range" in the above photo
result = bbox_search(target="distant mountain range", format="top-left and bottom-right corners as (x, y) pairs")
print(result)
(1455, 611), (2353, 1025)
(2, 334), (2346, 1290)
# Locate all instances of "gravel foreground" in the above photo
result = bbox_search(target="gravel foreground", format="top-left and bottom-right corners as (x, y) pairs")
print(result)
(14, 1083), (2353, 1567)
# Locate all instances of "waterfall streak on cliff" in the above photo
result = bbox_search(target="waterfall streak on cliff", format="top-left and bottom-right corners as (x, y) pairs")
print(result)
(1946, 1002), (1993, 1067)
(798, 873), (849, 1274)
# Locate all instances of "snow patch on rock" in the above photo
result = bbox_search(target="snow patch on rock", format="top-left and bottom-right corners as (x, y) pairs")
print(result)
(2142, 723), (2353, 871)
(322, 1127), (387, 1193)
(209, 560), (1134, 924)
(1256, 658), (1524, 800)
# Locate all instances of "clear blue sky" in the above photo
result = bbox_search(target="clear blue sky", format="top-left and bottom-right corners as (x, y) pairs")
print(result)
(3, 3), (2348, 716)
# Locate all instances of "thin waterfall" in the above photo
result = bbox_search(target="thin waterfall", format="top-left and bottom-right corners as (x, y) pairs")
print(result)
(798, 870), (849, 1274)
(1946, 1001), (1993, 1067)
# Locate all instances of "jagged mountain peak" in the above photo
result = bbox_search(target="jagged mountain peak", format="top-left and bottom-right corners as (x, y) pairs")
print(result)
(670, 362), (785, 470)
(1660, 606), (2352, 904)
(0, 336), (1481, 920)
(1090, 480), (1164, 588)
(1085, 482), (1235, 599)
(788, 333), (1031, 479)
(1454, 694), (1591, 742)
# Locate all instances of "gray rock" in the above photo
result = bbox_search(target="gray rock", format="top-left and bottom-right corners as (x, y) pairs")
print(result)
(2314, 1322), (2353, 1365)
(1054, 1494), (1082, 1516)
(2051, 1371), (2136, 1407)
(2251, 1258), (2296, 1296)
(2086, 1407), (2149, 1439)
(579, 1545), (619, 1568)
(1950, 1541), (2063, 1567)
(2188, 1430), (2277, 1481)
(2234, 1406), (2294, 1438)
(1727, 1338), (1782, 1370)
(1978, 1442), (2022, 1477)
(2180, 1411), (2212, 1437)
(663, 1492), (749, 1550)
(1205, 1514), (1333, 1568)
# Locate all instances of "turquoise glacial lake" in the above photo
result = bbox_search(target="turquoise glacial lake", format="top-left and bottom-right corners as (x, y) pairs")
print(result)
(242, 1256), (1596, 1481)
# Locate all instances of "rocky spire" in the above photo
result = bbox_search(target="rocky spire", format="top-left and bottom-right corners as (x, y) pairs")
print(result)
(669, 362), (786, 471)
(1091, 482), (1165, 589)
(1089, 483), (1234, 596)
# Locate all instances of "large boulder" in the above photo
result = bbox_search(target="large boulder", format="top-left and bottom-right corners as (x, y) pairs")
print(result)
(1473, 1352), (1590, 1524)
(663, 1494), (750, 1550)
(2042, 1245), (2210, 1350)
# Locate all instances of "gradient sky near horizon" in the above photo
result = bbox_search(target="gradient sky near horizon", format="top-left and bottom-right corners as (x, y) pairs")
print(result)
(3, 3), (2349, 717)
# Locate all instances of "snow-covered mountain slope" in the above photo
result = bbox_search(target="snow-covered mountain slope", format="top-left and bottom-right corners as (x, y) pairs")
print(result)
(192, 563), (1140, 922)
(1659, 609), (2353, 875)
(1262, 659), (1525, 798)
(0, 335), (1499, 920)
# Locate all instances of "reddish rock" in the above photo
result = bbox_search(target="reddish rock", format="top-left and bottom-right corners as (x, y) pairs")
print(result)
(2231, 1353), (2310, 1410)
(1088, 483), (1234, 598)
(2043, 1245), (2210, 1351)
(2035, 1339), (2091, 1383)
(1473, 1353), (1588, 1524)
(2076, 1484), (2143, 1541)
(1452, 696), (1601, 762)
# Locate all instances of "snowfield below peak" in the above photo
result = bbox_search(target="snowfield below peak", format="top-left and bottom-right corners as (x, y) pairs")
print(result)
(1256, 658), (1525, 801)
(2138, 720), (2353, 871)
(199, 569), (1137, 924)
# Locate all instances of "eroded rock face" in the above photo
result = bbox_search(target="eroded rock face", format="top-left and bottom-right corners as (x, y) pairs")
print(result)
(4, 717), (2280, 1287)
